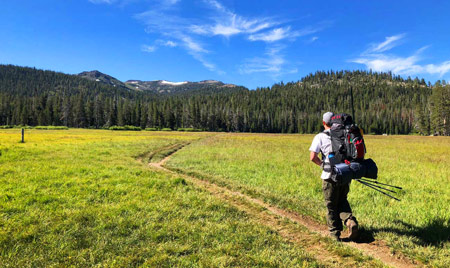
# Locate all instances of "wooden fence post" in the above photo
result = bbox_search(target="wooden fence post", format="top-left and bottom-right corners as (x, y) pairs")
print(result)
(21, 128), (24, 143)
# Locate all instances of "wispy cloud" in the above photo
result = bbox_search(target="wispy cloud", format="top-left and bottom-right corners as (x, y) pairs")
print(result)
(163, 0), (180, 5)
(89, 0), (116, 4)
(239, 45), (297, 77)
(141, 40), (177, 53)
(94, 0), (324, 75)
(178, 35), (207, 53)
(189, 1), (276, 38)
(354, 51), (450, 76)
(135, 6), (223, 72)
(190, 18), (274, 37)
(175, 34), (221, 72)
(248, 27), (292, 42)
(141, 44), (157, 52)
(366, 33), (405, 53)
(247, 22), (330, 43)
(353, 35), (450, 77)
(309, 36), (319, 42)
(296, 25), (324, 37)
(163, 40), (177, 47)
(90, 0), (180, 6)
(135, 0), (274, 73)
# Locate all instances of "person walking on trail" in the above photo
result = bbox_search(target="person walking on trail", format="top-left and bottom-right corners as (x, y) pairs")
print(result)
(309, 112), (359, 241)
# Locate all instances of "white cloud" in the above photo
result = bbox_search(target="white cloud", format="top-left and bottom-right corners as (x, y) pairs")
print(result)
(366, 33), (405, 53)
(164, 40), (177, 47)
(141, 45), (157, 52)
(155, 39), (178, 47)
(353, 36), (450, 77)
(423, 61), (450, 76)
(89, 0), (116, 4)
(189, 25), (210, 35)
(239, 45), (297, 77)
(249, 27), (292, 42)
(135, 2), (230, 73)
(179, 35), (208, 53)
(247, 22), (330, 43)
(190, 16), (275, 38)
(204, 0), (228, 14)
(136, 10), (191, 34)
(175, 34), (221, 72)
(296, 26), (323, 37)
(353, 54), (421, 74)
(126, 0), (323, 75)
(191, 1), (276, 38)
(142, 40), (177, 53)
(211, 23), (242, 37)
(163, 0), (180, 5)
(354, 53), (450, 76)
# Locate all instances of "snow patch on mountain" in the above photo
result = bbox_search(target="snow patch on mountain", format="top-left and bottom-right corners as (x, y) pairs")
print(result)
(160, 80), (188, 86)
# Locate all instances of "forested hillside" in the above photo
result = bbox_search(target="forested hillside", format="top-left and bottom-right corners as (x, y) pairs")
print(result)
(0, 65), (448, 135)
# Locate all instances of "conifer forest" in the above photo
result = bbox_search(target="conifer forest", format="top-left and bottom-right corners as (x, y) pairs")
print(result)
(1, 65), (448, 135)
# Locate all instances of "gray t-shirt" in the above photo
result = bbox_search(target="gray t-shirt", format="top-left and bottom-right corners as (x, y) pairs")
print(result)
(309, 130), (332, 180)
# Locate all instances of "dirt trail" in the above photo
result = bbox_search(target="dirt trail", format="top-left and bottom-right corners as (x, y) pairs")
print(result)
(147, 142), (420, 268)
(149, 145), (182, 168)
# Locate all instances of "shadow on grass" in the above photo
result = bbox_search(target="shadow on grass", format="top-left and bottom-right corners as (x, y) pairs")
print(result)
(357, 218), (449, 247)
(341, 226), (375, 244)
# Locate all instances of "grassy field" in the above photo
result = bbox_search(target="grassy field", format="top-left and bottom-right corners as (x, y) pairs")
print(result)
(167, 133), (450, 267)
(1, 129), (375, 268)
(1, 129), (448, 267)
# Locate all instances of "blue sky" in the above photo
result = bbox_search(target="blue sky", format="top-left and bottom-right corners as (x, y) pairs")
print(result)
(1, 0), (450, 89)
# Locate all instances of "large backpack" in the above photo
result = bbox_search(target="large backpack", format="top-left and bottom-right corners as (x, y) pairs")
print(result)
(328, 113), (366, 164)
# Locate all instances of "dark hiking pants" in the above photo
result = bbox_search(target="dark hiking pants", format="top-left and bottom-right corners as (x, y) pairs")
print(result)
(322, 179), (355, 236)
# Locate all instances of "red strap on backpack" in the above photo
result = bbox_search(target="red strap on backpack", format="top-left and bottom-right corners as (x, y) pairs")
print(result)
(354, 139), (365, 159)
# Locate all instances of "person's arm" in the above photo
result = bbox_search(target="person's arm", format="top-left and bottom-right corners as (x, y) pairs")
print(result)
(310, 151), (323, 167)
(309, 135), (323, 167)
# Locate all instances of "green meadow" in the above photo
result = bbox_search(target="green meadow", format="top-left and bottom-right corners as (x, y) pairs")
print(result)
(0, 129), (321, 267)
(0, 129), (448, 267)
(168, 133), (450, 267)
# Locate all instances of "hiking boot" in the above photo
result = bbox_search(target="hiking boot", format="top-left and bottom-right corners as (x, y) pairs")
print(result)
(346, 218), (359, 240)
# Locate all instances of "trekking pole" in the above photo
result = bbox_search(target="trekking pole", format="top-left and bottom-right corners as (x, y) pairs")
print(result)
(355, 179), (401, 201)
(356, 180), (398, 194)
(358, 178), (403, 190)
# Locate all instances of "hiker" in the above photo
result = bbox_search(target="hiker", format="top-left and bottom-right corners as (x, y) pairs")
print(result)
(309, 112), (359, 241)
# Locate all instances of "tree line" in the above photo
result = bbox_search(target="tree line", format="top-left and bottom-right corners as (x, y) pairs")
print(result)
(0, 65), (448, 135)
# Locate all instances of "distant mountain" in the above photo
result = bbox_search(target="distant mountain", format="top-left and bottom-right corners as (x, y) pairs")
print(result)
(77, 70), (241, 95)
(0, 65), (141, 98)
(77, 71), (132, 91)
(124, 79), (239, 95)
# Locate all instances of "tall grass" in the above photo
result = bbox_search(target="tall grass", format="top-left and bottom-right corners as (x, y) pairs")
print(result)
(0, 129), (324, 267)
(167, 133), (450, 267)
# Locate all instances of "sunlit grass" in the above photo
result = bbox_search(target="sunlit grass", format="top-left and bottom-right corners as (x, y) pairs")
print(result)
(168, 133), (450, 267)
(0, 129), (324, 267)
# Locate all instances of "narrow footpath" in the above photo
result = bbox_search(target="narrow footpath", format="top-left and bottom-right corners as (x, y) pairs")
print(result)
(145, 142), (420, 268)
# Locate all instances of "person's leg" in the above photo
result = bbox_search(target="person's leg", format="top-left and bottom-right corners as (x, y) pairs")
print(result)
(338, 182), (359, 240)
(322, 180), (342, 240)
(338, 182), (353, 222)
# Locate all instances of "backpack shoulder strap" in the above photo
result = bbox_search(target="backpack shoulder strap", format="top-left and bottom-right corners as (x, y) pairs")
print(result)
(319, 130), (331, 160)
